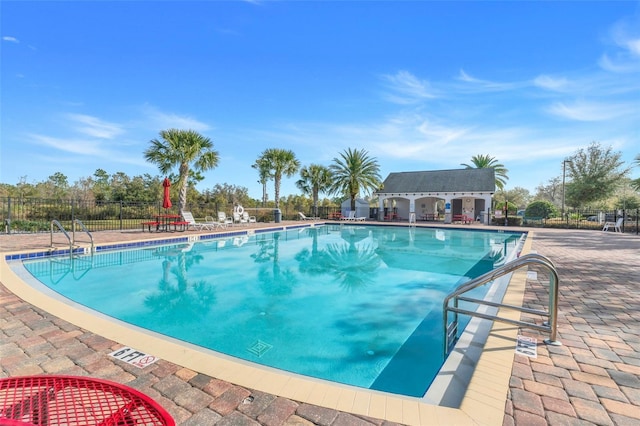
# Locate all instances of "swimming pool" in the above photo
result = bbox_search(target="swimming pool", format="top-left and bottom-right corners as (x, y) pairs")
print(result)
(18, 225), (522, 397)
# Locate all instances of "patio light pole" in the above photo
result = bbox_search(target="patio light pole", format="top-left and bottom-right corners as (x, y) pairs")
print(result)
(562, 159), (572, 220)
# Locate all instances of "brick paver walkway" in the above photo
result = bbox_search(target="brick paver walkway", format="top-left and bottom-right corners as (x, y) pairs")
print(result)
(504, 229), (640, 426)
(1, 226), (639, 425)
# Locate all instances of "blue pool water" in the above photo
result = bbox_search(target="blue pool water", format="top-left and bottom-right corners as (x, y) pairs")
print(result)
(20, 225), (522, 397)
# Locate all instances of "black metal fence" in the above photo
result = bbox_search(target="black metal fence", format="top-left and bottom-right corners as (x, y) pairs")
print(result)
(516, 208), (639, 234)
(1, 197), (638, 234)
(0, 197), (346, 233)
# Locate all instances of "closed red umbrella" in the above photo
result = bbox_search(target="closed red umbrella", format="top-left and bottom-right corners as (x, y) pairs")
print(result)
(162, 178), (172, 209)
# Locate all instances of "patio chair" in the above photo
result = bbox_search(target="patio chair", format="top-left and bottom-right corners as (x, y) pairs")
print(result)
(217, 212), (232, 228)
(340, 211), (356, 221)
(204, 215), (222, 228)
(298, 212), (319, 220)
(242, 211), (256, 223)
(233, 211), (248, 226)
(180, 211), (213, 231)
(602, 217), (623, 232)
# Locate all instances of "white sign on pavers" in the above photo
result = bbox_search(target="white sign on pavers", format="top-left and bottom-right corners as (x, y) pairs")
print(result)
(515, 335), (538, 358)
(109, 347), (159, 368)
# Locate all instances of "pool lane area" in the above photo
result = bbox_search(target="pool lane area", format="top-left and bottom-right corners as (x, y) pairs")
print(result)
(6, 224), (636, 425)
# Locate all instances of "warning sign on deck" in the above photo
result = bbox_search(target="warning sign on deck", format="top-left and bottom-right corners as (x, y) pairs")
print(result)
(109, 347), (159, 368)
(515, 335), (538, 358)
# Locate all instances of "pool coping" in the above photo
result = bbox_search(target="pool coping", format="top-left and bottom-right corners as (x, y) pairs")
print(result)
(1, 223), (532, 425)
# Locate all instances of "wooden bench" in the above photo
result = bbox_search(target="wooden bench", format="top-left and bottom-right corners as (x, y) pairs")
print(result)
(141, 221), (160, 232)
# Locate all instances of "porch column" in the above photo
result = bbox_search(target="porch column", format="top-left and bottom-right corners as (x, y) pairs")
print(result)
(444, 195), (453, 224)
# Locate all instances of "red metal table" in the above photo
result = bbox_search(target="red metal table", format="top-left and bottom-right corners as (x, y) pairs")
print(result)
(154, 214), (182, 232)
(0, 375), (174, 426)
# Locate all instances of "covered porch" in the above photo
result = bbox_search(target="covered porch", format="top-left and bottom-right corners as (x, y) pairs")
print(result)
(375, 169), (496, 224)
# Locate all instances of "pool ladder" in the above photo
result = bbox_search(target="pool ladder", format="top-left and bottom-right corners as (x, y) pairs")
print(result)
(443, 253), (561, 357)
(50, 219), (94, 255)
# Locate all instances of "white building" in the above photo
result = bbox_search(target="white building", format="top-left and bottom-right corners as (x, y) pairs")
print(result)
(375, 168), (496, 224)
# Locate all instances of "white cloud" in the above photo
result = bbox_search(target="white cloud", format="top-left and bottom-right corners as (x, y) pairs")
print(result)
(533, 75), (569, 91)
(28, 134), (110, 156)
(627, 38), (640, 56)
(456, 69), (520, 92)
(598, 53), (640, 73)
(546, 100), (633, 121)
(66, 113), (124, 139)
(2, 36), (19, 43)
(141, 104), (212, 132)
(381, 70), (436, 104)
(598, 16), (640, 73)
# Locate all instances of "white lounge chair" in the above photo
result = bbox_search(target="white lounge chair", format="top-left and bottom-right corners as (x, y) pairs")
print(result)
(233, 211), (248, 226)
(204, 215), (225, 229)
(180, 211), (213, 231)
(340, 211), (356, 221)
(298, 212), (320, 220)
(217, 212), (232, 228)
(242, 211), (256, 223)
(602, 217), (623, 232)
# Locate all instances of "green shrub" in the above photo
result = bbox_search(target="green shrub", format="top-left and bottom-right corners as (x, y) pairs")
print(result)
(525, 201), (558, 219)
(9, 219), (50, 232)
(492, 216), (522, 226)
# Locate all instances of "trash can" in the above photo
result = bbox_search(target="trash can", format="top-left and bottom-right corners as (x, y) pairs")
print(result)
(274, 208), (281, 223)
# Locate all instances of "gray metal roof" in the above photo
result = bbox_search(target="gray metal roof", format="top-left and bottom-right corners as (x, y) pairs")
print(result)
(377, 168), (496, 194)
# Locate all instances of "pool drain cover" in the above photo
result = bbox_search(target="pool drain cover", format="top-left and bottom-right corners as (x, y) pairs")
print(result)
(247, 340), (272, 357)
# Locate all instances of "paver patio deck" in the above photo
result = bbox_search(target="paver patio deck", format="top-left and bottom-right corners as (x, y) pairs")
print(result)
(1, 223), (638, 425)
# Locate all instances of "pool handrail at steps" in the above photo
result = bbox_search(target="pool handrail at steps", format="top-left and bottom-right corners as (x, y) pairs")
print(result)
(73, 218), (94, 254)
(50, 219), (74, 253)
(443, 253), (560, 357)
(50, 219), (94, 255)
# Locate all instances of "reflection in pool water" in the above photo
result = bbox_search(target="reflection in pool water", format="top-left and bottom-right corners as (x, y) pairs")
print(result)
(21, 225), (522, 397)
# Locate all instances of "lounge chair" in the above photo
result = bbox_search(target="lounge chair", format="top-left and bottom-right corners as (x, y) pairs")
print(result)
(204, 215), (223, 229)
(217, 212), (232, 228)
(242, 211), (256, 223)
(233, 211), (248, 226)
(602, 217), (623, 232)
(298, 212), (319, 220)
(180, 211), (213, 231)
(340, 211), (356, 221)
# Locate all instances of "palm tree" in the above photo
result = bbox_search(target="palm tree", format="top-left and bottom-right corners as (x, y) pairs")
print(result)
(144, 129), (219, 211)
(461, 154), (509, 190)
(296, 164), (332, 217)
(330, 148), (382, 211)
(252, 157), (272, 207)
(632, 154), (640, 192)
(257, 148), (300, 209)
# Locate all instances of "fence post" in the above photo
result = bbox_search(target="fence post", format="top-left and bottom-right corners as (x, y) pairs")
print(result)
(6, 196), (11, 234)
(120, 201), (123, 230)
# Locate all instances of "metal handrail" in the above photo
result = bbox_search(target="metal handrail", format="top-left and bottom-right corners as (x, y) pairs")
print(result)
(73, 219), (94, 254)
(50, 220), (73, 253)
(443, 253), (561, 357)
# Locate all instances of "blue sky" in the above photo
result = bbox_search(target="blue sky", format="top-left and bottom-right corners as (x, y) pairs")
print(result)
(2, 1), (639, 200)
